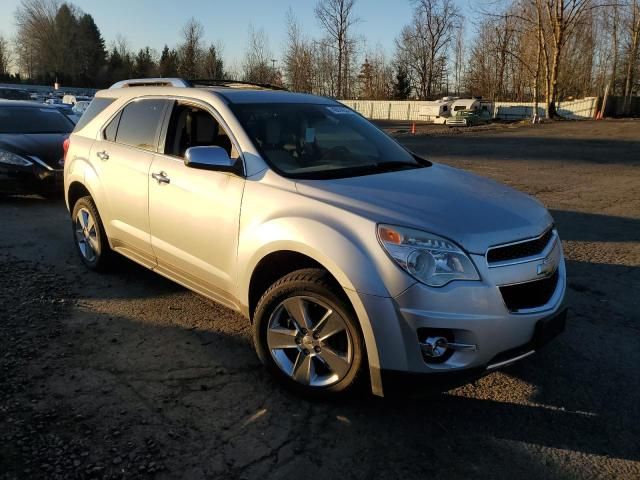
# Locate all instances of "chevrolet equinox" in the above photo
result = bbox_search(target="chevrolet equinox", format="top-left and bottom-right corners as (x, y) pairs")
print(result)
(64, 78), (566, 397)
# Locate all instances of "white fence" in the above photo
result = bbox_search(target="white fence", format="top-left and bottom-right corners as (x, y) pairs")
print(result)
(492, 97), (598, 120)
(339, 97), (598, 121)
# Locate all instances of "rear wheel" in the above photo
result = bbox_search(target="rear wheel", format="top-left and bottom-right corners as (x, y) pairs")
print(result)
(71, 196), (112, 271)
(253, 268), (365, 397)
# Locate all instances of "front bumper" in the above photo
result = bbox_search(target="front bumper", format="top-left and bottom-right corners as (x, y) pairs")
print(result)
(357, 237), (566, 391)
(380, 307), (566, 393)
(0, 163), (63, 195)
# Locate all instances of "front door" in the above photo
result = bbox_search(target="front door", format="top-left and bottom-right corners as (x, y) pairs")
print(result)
(148, 101), (245, 307)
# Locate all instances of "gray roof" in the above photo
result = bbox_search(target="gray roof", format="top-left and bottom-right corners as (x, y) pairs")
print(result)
(213, 89), (338, 105)
(0, 100), (56, 107)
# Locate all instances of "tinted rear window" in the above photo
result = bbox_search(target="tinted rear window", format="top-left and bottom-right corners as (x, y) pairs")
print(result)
(73, 97), (114, 132)
(0, 107), (74, 134)
(114, 99), (167, 151)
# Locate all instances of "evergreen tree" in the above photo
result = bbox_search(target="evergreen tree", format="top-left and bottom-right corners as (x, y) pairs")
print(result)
(52, 4), (79, 85)
(159, 45), (180, 77)
(76, 14), (107, 87)
(202, 44), (224, 79)
(358, 58), (373, 98)
(134, 47), (156, 78)
(393, 66), (411, 99)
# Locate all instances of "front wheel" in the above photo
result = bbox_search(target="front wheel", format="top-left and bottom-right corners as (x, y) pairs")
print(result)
(71, 196), (112, 270)
(253, 268), (365, 397)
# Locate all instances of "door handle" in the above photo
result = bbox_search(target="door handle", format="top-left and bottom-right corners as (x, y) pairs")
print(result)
(96, 150), (109, 160)
(152, 171), (170, 184)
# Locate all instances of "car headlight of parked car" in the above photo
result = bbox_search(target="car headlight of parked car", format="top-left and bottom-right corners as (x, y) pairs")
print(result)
(0, 150), (33, 166)
(377, 224), (480, 287)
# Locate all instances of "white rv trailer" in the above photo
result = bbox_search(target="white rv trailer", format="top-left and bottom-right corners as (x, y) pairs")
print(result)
(450, 98), (482, 112)
(418, 97), (457, 124)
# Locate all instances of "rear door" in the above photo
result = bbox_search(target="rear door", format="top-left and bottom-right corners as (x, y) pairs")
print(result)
(92, 98), (170, 265)
(148, 100), (245, 307)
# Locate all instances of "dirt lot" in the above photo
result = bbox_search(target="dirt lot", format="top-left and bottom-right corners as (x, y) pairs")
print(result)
(1, 120), (639, 479)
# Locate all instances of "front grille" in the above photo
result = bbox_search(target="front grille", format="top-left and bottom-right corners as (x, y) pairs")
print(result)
(499, 270), (559, 312)
(487, 229), (553, 264)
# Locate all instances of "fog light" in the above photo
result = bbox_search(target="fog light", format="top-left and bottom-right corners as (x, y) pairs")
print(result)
(419, 333), (477, 364)
(422, 336), (449, 358)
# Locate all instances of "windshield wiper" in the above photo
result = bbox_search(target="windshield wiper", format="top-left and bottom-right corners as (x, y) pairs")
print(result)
(371, 161), (422, 172)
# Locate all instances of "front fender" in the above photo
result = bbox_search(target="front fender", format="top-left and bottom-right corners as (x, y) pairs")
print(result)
(238, 218), (399, 396)
(239, 217), (393, 301)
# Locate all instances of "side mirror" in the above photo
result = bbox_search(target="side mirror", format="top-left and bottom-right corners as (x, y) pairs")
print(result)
(184, 146), (238, 173)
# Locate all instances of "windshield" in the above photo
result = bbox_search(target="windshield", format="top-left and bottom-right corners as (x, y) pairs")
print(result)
(230, 103), (427, 179)
(0, 106), (74, 134)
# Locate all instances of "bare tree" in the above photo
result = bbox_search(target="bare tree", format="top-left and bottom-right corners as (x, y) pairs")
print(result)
(395, 0), (460, 99)
(242, 25), (277, 84)
(284, 9), (315, 92)
(452, 19), (465, 95)
(0, 36), (12, 76)
(314, 0), (360, 98)
(357, 45), (393, 99)
(534, 0), (600, 117)
(14, 0), (59, 79)
(312, 40), (337, 96)
(623, 0), (640, 113)
(178, 18), (204, 79)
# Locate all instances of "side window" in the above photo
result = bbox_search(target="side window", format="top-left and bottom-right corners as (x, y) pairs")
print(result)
(112, 99), (167, 151)
(74, 97), (114, 132)
(163, 103), (239, 159)
(103, 110), (121, 142)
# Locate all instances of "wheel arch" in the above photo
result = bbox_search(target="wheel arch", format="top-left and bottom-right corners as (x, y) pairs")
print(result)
(67, 181), (91, 211)
(243, 240), (386, 396)
(248, 250), (330, 320)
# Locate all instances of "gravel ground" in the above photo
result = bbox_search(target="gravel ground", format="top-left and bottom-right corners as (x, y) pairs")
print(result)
(1, 120), (639, 479)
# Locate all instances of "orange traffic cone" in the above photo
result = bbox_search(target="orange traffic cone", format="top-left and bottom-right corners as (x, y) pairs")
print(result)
(411, 122), (416, 134)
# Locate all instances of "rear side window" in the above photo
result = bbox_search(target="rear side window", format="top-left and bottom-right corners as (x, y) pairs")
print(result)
(104, 111), (121, 142)
(73, 97), (114, 132)
(113, 99), (167, 151)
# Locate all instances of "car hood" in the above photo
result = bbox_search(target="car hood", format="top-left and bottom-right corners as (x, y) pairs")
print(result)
(295, 164), (553, 254)
(0, 133), (68, 169)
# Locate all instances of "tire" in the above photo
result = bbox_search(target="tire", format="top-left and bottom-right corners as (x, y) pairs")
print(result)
(253, 268), (365, 397)
(71, 195), (112, 271)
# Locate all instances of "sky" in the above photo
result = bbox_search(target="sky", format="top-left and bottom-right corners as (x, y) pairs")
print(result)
(0, 0), (476, 67)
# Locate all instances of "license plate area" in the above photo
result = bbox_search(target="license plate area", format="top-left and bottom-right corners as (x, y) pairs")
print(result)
(533, 307), (567, 349)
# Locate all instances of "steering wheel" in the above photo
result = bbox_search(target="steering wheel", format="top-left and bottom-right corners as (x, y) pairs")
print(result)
(320, 145), (351, 161)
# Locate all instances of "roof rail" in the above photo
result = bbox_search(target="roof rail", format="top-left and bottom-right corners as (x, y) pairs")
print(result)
(188, 79), (288, 91)
(109, 78), (190, 89)
(108, 77), (288, 91)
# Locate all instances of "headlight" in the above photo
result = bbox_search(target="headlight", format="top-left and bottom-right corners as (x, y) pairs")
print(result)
(0, 150), (33, 166)
(377, 224), (480, 287)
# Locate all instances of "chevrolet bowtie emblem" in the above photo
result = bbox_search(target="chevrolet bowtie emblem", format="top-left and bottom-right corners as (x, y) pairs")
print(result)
(537, 257), (554, 276)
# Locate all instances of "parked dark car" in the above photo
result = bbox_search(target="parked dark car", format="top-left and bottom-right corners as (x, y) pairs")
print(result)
(49, 103), (81, 124)
(0, 101), (74, 196)
(0, 87), (32, 101)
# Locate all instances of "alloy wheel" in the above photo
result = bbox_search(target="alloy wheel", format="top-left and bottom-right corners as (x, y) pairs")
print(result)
(266, 295), (354, 387)
(74, 207), (99, 262)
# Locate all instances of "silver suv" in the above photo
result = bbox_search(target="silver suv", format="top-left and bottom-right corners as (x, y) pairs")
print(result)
(64, 78), (566, 397)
